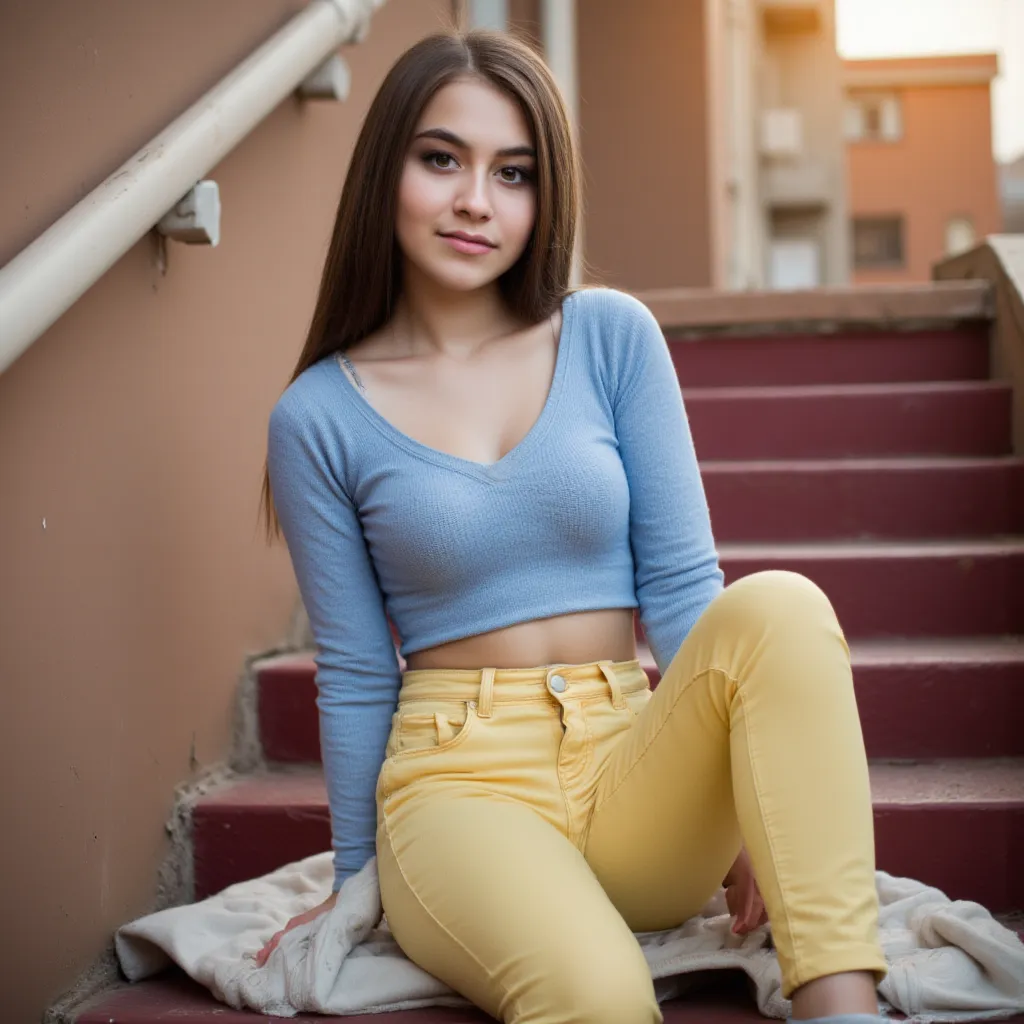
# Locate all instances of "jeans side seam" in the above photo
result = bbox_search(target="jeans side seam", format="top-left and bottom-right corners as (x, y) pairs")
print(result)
(380, 813), (516, 1018)
(735, 683), (805, 991)
(591, 665), (728, 816)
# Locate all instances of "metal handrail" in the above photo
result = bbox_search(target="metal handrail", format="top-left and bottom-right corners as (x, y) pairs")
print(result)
(0, 0), (383, 375)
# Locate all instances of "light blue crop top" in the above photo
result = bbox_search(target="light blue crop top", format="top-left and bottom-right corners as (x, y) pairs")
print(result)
(266, 286), (724, 889)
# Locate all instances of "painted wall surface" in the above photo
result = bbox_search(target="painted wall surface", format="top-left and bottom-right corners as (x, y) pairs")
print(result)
(0, 0), (453, 1017)
(846, 56), (1001, 284)
(577, 0), (713, 290)
(760, 0), (849, 286)
(507, 0), (543, 51)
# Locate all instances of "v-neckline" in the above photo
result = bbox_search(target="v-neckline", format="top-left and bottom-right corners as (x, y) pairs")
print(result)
(330, 292), (577, 481)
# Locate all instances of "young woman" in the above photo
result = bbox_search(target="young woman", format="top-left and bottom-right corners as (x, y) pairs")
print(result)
(257, 28), (887, 1024)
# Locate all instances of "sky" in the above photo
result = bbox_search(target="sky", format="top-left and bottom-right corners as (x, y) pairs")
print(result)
(835, 0), (1024, 162)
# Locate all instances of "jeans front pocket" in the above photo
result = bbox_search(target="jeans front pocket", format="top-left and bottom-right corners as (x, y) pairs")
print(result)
(387, 699), (477, 759)
(379, 699), (481, 810)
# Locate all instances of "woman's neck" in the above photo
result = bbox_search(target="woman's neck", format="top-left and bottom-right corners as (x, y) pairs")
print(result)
(393, 270), (523, 361)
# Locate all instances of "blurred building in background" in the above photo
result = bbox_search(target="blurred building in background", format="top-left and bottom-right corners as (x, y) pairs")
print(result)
(715, 0), (850, 291)
(843, 53), (1001, 283)
(489, 0), (850, 291)
(488, 0), (1002, 291)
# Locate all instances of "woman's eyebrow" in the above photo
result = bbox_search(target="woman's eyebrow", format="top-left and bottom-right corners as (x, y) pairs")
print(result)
(413, 127), (536, 159)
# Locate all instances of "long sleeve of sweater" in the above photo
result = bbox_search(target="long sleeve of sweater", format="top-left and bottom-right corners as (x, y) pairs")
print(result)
(610, 295), (724, 673)
(267, 399), (401, 891)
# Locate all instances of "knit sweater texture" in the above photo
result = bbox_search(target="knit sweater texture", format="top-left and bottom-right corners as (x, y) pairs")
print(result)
(266, 286), (724, 889)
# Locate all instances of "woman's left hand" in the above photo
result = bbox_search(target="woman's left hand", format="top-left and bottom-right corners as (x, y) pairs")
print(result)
(723, 847), (768, 935)
(254, 891), (338, 967)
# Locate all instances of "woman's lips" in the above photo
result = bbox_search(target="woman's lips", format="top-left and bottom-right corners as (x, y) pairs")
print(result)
(439, 233), (495, 255)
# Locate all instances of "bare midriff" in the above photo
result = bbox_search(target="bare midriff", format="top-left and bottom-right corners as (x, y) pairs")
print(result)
(404, 608), (638, 671)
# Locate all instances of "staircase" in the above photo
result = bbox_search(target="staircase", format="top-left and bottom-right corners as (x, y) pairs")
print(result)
(77, 284), (1024, 1022)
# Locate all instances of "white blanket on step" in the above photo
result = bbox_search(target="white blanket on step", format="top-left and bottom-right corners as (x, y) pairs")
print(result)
(115, 854), (1024, 1022)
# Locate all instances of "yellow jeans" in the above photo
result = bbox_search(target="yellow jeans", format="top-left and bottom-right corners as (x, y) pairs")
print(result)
(376, 571), (887, 1023)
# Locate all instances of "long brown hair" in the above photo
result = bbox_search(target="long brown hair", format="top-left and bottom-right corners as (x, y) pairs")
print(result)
(258, 28), (583, 542)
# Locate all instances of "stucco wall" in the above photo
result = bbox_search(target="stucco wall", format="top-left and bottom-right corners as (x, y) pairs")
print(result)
(0, 0), (453, 1017)
(760, 1), (849, 286)
(507, 0), (543, 51)
(577, 0), (713, 290)
(846, 63), (1001, 283)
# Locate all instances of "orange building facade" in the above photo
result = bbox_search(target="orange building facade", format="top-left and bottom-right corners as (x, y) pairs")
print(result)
(844, 53), (1001, 284)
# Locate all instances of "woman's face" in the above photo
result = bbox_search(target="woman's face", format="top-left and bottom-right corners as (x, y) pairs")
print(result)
(396, 76), (538, 293)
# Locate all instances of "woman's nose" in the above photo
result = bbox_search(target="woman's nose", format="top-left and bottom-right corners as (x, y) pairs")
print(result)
(455, 170), (493, 218)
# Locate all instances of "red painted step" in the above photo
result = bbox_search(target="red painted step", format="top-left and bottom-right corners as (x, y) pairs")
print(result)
(257, 639), (1024, 765)
(718, 539), (1024, 637)
(702, 456), (1024, 542)
(260, 654), (338, 764)
(666, 325), (990, 388)
(685, 381), (1012, 460)
(850, 638), (1024, 759)
(74, 964), (776, 1022)
(872, 760), (1024, 915)
(190, 761), (1024, 909)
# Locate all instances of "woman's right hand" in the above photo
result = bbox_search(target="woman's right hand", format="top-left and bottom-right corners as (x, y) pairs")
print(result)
(254, 890), (339, 967)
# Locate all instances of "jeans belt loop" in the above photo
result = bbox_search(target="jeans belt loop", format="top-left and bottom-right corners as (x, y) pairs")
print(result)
(477, 667), (496, 718)
(598, 660), (626, 710)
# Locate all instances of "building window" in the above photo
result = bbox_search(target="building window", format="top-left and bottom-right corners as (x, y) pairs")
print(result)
(845, 93), (903, 142)
(853, 217), (905, 268)
(761, 108), (804, 158)
(769, 238), (822, 290)
(945, 217), (976, 256)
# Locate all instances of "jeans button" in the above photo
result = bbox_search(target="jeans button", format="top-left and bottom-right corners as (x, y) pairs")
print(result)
(549, 674), (567, 693)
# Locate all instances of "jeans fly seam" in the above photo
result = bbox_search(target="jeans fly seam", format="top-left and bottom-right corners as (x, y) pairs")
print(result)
(560, 703), (594, 788)
(591, 665), (729, 817)
(550, 704), (578, 840)
(567, 711), (596, 845)
(380, 813), (515, 1016)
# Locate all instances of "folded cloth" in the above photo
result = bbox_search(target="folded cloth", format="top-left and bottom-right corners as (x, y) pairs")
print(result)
(115, 854), (1024, 1021)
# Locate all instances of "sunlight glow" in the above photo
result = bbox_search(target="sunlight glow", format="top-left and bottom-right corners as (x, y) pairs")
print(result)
(835, 0), (1024, 161)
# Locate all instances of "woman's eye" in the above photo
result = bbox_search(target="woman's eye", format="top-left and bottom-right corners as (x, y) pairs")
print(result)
(421, 151), (534, 187)
(499, 166), (532, 185)
(424, 150), (457, 170)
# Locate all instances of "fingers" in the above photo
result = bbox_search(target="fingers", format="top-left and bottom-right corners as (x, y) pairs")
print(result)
(741, 891), (767, 933)
(255, 928), (282, 968)
(729, 882), (752, 934)
(256, 912), (307, 966)
(254, 895), (338, 969)
(728, 879), (767, 935)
